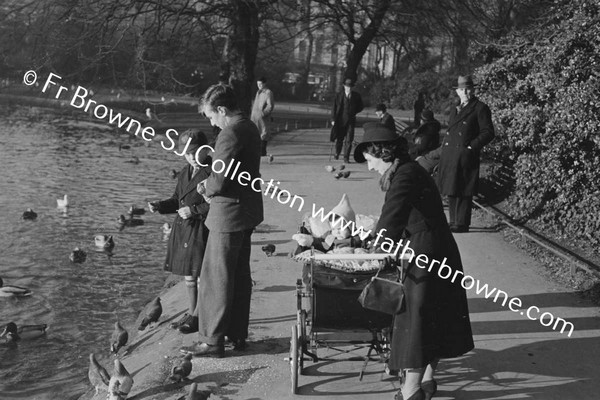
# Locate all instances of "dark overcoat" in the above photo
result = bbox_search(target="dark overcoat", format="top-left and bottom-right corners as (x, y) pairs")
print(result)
(204, 114), (264, 233)
(330, 90), (364, 140)
(410, 120), (441, 159)
(156, 163), (211, 277)
(380, 112), (397, 135)
(374, 159), (474, 369)
(437, 97), (495, 196)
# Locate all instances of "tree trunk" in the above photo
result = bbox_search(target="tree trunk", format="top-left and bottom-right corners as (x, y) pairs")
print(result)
(298, 0), (313, 101)
(226, 0), (260, 115)
(344, 0), (391, 79)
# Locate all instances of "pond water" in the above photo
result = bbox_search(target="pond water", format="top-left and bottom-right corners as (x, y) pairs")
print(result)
(0, 105), (195, 399)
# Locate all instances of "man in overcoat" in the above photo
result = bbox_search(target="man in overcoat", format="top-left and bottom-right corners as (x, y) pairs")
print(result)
(250, 76), (275, 158)
(436, 75), (495, 232)
(181, 84), (264, 357)
(330, 77), (364, 163)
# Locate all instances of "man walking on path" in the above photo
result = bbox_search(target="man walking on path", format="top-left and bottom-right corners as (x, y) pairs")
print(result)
(250, 76), (275, 161)
(435, 75), (495, 233)
(181, 84), (264, 358)
(330, 77), (364, 163)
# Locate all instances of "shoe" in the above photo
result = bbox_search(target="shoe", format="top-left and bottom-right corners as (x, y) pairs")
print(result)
(450, 225), (469, 233)
(394, 389), (425, 400)
(170, 313), (191, 330)
(334, 154), (339, 160)
(421, 380), (437, 400)
(178, 316), (198, 334)
(180, 342), (224, 358)
(232, 339), (247, 351)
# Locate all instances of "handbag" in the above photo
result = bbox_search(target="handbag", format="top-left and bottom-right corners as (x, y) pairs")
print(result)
(358, 265), (405, 315)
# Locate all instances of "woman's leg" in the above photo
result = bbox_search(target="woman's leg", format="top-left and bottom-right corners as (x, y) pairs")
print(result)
(422, 358), (439, 383)
(401, 368), (425, 399)
(185, 276), (197, 314)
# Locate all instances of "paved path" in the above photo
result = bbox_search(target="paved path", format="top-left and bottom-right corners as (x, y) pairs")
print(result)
(84, 127), (600, 400)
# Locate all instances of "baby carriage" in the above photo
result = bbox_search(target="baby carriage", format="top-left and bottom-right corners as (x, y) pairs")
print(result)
(289, 248), (408, 394)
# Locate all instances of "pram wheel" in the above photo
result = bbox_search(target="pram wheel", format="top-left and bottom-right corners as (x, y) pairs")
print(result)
(290, 324), (300, 394)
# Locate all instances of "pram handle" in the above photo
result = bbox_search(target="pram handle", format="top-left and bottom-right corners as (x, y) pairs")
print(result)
(310, 253), (412, 261)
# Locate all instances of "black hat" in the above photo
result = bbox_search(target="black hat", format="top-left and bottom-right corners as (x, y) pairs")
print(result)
(375, 103), (387, 112)
(343, 77), (355, 87)
(421, 109), (435, 122)
(453, 75), (477, 89)
(179, 129), (208, 154)
(354, 123), (402, 163)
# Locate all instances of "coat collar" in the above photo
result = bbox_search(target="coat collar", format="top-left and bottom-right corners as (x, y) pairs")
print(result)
(448, 98), (478, 129)
(180, 164), (210, 198)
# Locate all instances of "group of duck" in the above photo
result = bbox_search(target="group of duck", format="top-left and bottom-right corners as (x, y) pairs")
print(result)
(9, 194), (200, 398)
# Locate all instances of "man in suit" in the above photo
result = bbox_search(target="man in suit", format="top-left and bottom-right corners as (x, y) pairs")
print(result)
(375, 103), (396, 135)
(250, 76), (275, 160)
(436, 75), (495, 233)
(180, 84), (264, 357)
(331, 77), (364, 163)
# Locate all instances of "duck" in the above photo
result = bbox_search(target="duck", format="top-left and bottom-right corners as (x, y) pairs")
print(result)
(56, 194), (69, 208)
(70, 247), (87, 263)
(22, 208), (38, 220)
(118, 144), (131, 151)
(88, 353), (110, 395)
(108, 359), (133, 399)
(125, 155), (140, 164)
(138, 297), (162, 331)
(116, 215), (144, 227)
(325, 165), (336, 173)
(0, 322), (48, 342)
(169, 169), (179, 179)
(0, 277), (32, 298)
(128, 205), (146, 216)
(110, 321), (128, 355)
(261, 244), (276, 257)
(169, 353), (193, 383)
(341, 171), (351, 178)
(94, 235), (115, 251)
(162, 223), (172, 236)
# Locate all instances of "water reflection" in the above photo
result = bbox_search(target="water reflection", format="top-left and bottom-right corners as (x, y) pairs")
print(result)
(0, 106), (179, 399)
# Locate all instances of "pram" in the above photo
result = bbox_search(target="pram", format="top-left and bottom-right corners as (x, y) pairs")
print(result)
(289, 250), (408, 394)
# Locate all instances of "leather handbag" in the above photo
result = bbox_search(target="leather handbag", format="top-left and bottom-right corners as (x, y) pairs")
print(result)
(358, 266), (405, 315)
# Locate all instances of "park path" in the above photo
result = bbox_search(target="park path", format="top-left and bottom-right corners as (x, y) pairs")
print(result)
(81, 127), (600, 400)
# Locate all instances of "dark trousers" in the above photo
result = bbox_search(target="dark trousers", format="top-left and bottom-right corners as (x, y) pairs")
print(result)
(335, 123), (355, 162)
(261, 140), (268, 156)
(448, 196), (472, 227)
(197, 229), (253, 345)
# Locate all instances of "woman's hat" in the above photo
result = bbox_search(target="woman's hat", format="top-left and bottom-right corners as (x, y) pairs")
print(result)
(179, 129), (208, 154)
(453, 75), (477, 89)
(420, 109), (435, 122)
(353, 122), (402, 163)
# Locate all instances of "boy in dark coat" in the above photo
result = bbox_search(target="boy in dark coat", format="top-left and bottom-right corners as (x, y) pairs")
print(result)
(148, 129), (211, 333)
(410, 109), (441, 160)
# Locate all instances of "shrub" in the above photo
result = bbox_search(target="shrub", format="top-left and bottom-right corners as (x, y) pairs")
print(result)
(476, 0), (600, 247)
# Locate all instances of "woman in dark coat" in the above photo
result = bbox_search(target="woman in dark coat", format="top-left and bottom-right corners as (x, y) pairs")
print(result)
(355, 123), (473, 400)
(149, 129), (211, 333)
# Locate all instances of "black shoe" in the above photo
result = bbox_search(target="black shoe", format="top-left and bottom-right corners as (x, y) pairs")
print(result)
(178, 316), (198, 334)
(421, 380), (437, 400)
(334, 154), (339, 160)
(170, 313), (191, 330)
(232, 339), (247, 351)
(180, 342), (224, 358)
(450, 225), (469, 233)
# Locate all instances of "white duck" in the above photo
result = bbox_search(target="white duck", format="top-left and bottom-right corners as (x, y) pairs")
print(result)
(56, 194), (69, 208)
(94, 235), (115, 251)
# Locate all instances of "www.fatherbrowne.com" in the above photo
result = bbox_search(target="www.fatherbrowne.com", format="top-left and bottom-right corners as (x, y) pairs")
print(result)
(29, 70), (575, 338)
(310, 205), (575, 338)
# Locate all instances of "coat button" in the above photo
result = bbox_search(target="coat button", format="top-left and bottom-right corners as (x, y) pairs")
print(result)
(458, 132), (462, 136)
(463, 121), (466, 124)
(445, 143), (449, 146)
(184, 243), (188, 248)
(446, 132), (449, 135)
